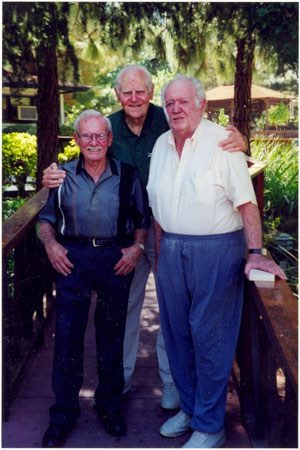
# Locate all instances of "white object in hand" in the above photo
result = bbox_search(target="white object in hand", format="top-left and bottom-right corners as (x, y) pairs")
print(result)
(249, 269), (275, 282)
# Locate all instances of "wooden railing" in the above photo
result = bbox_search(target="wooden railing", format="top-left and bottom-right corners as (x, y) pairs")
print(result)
(2, 188), (53, 420)
(235, 268), (298, 448)
(2, 162), (298, 447)
(235, 157), (298, 448)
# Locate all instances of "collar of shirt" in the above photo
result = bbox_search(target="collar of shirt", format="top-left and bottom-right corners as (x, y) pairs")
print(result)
(75, 154), (119, 177)
(119, 103), (157, 137)
(168, 117), (206, 149)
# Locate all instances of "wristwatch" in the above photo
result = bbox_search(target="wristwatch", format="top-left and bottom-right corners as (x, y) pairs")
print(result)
(135, 243), (145, 251)
(248, 248), (267, 255)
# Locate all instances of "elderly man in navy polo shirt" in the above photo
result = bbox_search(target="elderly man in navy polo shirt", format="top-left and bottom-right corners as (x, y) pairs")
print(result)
(38, 109), (150, 447)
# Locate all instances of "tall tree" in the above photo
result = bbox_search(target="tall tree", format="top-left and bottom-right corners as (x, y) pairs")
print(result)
(206, 2), (298, 152)
(97, 2), (298, 152)
(3, 2), (78, 190)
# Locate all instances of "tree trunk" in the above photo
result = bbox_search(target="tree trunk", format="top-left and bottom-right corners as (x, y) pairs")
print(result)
(36, 46), (59, 191)
(233, 36), (256, 156)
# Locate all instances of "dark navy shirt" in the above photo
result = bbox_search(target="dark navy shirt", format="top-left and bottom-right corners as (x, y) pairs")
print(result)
(108, 103), (169, 189)
(38, 156), (150, 239)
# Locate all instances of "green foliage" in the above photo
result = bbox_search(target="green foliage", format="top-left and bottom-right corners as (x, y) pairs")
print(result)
(2, 196), (27, 301)
(2, 196), (27, 221)
(210, 109), (229, 127)
(207, 3), (298, 76)
(59, 123), (74, 136)
(268, 102), (290, 128)
(251, 139), (298, 228)
(3, 3), (79, 85)
(58, 140), (80, 164)
(255, 111), (266, 130)
(252, 138), (298, 292)
(2, 133), (37, 196)
(3, 123), (37, 135)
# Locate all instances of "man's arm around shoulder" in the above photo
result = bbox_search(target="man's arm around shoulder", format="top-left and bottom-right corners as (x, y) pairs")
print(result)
(43, 163), (66, 189)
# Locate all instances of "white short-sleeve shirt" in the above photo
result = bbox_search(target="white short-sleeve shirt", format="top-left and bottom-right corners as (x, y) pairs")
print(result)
(146, 118), (257, 235)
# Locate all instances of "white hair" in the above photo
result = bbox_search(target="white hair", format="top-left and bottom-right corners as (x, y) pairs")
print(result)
(115, 65), (153, 93)
(74, 109), (112, 133)
(161, 75), (206, 118)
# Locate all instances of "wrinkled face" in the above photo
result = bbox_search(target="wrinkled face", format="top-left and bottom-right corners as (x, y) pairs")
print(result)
(115, 69), (154, 121)
(74, 116), (112, 163)
(164, 80), (206, 137)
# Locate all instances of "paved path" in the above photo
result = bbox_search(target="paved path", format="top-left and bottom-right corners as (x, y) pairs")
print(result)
(2, 272), (250, 448)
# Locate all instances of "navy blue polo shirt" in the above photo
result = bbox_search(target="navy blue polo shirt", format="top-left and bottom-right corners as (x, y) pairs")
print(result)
(38, 156), (149, 239)
(108, 103), (169, 189)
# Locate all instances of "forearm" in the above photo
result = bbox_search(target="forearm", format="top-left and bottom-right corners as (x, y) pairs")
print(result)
(133, 228), (147, 246)
(38, 222), (58, 248)
(153, 218), (164, 258)
(238, 202), (262, 249)
(38, 222), (74, 275)
(239, 202), (286, 280)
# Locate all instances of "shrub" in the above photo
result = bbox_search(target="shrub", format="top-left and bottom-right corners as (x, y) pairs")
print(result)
(251, 138), (298, 230)
(2, 133), (37, 197)
(58, 139), (80, 164)
(59, 123), (74, 136)
(2, 196), (27, 221)
(268, 102), (290, 129)
(3, 123), (37, 135)
(252, 138), (298, 293)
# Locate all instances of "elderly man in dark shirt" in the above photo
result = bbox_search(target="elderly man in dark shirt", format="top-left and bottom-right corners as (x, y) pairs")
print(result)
(42, 65), (247, 410)
(38, 109), (150, 448)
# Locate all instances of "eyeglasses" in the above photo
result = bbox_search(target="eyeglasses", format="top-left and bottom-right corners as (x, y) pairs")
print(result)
(77, 133), (109, 142)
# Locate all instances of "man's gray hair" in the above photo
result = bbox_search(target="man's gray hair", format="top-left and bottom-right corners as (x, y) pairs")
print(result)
(161, 75), (206, 111)
(74, 109), (112, 133)
(115, 65), (153, 93)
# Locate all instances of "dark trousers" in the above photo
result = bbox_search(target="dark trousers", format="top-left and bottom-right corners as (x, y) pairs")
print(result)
(49, 241), (134, 427)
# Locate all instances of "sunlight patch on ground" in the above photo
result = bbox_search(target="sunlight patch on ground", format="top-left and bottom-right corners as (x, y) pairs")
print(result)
(79, 388), (95, 398)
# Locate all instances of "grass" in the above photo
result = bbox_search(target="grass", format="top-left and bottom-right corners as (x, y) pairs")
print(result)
(251, 138), (298, 294)
(251, 138), (298, 230)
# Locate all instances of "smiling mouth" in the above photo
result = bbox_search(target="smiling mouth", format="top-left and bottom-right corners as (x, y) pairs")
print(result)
(87, 147), (103, 153)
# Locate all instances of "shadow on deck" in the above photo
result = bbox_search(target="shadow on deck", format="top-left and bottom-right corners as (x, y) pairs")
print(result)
(2, 272), (250, 448)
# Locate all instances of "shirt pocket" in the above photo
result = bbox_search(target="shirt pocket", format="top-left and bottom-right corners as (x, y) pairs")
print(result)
(187, 170), (214, 204)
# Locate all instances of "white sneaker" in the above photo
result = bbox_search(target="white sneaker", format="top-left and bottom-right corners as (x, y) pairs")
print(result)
(160, 409), (191, 437)
(182, 429), (226, 448)
(161, 382), (180, 409)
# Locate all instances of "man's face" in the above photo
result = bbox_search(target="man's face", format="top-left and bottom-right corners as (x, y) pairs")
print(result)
(74, 116), (112, 163)
(115, 69), (154, 121)
(164, 80), (206, 137)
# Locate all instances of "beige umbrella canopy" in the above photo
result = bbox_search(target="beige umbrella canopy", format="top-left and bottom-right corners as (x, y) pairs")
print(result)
(206, 84), (295, 128)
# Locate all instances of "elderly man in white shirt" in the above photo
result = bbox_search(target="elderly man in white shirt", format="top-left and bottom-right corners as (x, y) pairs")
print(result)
(146, 75), (286, 448)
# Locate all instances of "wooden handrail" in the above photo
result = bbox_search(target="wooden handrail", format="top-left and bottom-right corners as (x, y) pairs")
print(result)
(2, 188), (49, 258)
(248, 265), (298, 393)
(235, 250), (298, 447)
(246, 155), (267, 178)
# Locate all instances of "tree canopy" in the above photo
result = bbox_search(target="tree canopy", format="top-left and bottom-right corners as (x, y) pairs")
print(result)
(2, 1), (298, 181)
(3, 2), (79, 189)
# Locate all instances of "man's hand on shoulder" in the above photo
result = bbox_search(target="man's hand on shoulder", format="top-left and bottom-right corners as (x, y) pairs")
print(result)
(218, 125), (248, 153)
(43, 162), (66, 189)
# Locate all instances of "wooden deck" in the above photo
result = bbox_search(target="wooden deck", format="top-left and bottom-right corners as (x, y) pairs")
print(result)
(2, 272), (251, 448)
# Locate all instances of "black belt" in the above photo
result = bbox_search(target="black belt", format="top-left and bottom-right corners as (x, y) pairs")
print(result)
(60, 235), (117, 247)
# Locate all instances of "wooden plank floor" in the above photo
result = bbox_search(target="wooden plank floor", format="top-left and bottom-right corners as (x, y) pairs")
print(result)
(2, 272), (251, 448)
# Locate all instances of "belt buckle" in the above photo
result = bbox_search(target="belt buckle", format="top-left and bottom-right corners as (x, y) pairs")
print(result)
(93, 238), (101, 247)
